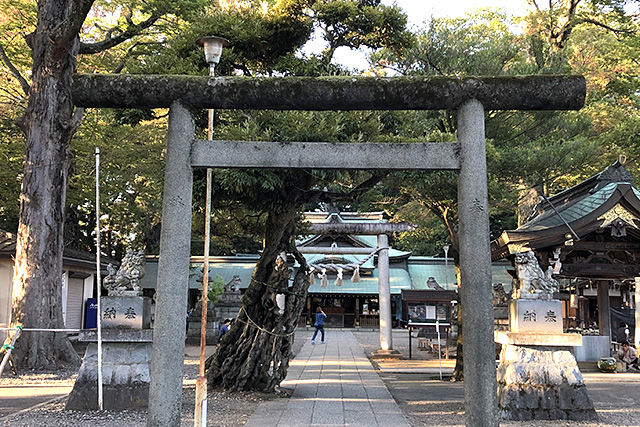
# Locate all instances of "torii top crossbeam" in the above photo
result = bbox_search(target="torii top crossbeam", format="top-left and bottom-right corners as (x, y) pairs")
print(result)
(72, 74), (585, 111)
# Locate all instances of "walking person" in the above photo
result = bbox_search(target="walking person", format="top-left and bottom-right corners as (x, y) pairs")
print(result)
(311, 307), (326, 345)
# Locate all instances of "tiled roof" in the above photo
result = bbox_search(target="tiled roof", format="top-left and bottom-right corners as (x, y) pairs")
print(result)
(0, 228), (116, 268)
(0, 229), (17, 254)
(518, 183), (618, 231)
(148, 255), (515, 295)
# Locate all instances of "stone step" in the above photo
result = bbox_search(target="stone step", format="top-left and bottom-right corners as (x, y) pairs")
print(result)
(577, 361), (598, 373)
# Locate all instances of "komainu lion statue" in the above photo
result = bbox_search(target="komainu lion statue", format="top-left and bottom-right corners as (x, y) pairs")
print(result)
(492, 283), (509, 305)
(512, 250), (559, 300)
(103, 249), (146, 296)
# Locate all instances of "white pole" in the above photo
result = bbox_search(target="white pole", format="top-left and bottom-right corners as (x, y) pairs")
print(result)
(635, 277), (640, 348)
(436, 319), (442, 381)
(95, 147), (104, 411)
(443, 245), (450, 289)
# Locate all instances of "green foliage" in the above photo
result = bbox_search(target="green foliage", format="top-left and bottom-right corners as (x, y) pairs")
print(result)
(68, 109), (167, 257)
(0, 114), (24, 231)
(371, 9), (530, 76)
(123, 1), (314, 76)
(314, 0), (412, 54)
(4, 0), (637, 262)
(364, 5), (638, 256)
(208, 274), (226, 303)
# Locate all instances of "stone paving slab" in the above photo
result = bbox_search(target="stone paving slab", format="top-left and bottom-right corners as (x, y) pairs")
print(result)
(244, 331), (410, 427)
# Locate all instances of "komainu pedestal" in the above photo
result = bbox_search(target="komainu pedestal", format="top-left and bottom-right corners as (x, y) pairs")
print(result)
(497, 342), (598, 421)
(65, 329), (153, 410)
(66, 252), (152, 411)
(497, 250), (598, 421)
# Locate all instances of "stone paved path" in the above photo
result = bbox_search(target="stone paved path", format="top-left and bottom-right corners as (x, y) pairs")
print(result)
(245, 330), (410, 427)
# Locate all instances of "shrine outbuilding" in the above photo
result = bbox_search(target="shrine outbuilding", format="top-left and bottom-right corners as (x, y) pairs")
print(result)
(491, 161), (639, 349)
(0, 229), (113, 332)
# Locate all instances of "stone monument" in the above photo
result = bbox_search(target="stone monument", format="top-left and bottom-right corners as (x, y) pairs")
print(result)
(186, 273), (243, 344)
(66, 250), (152, 410)
(495, 250), (598, 421)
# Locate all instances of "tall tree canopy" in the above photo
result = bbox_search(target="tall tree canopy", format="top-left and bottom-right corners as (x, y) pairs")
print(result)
(368, 4), (639, 379)
(0, 0), (409, 377)
(0, 0), (209, 369)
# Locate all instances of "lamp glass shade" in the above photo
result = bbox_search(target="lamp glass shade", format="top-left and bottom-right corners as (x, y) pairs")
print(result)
(196, 36), (230, 64)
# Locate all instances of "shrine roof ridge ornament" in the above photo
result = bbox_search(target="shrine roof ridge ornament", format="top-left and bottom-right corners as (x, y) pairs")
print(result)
(308, 222), (413, 235)
(72, 74), (586, 111)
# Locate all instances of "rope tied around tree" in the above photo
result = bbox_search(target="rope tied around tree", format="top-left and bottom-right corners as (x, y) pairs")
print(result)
(252, 278), (306, 297)
(236, 306), (296, 338)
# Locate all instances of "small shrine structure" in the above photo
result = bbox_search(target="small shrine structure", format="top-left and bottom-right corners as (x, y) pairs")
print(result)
(492, 160), (640, 354)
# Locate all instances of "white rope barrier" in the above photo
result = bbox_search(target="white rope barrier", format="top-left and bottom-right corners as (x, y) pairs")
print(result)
(0, 328), (82, 332)
(308, 247), (382, 287)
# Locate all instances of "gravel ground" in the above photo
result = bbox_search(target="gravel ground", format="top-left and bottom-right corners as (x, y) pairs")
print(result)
(1, 332), (312, 426)
(352, 330), (640, 427)
(1, 358), (272, 426)
(3, 330), (640, 426)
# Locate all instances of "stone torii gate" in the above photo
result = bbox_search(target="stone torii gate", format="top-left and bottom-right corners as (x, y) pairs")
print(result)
(72, 74), (586, 427)
(300, 221), (414, 356)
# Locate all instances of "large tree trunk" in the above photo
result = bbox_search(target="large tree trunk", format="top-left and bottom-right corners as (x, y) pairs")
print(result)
(206, 202), (310, 392)
(10, 0), (91, 369)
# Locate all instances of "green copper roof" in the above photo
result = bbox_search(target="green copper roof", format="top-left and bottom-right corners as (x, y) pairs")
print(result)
(519, 182), (618, 231)
(141, 255), (514, 295)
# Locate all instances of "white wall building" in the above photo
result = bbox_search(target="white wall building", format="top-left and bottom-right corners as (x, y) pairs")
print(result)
(0, 229), (104, 330)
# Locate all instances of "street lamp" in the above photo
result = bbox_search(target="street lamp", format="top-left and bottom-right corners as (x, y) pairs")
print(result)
(196, 36), (230, 75)
(195, 35), (228, 427)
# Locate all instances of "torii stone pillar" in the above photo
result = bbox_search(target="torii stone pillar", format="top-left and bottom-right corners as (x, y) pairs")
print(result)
(457, 99), (498, 426)
(147, 102), (194, 426)
(378, 233), (391, 350)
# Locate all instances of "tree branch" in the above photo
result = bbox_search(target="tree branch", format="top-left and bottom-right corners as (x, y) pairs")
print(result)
(528, 0), (540, 12)
(111, 41), (163, 73)
(233, 63), (253, 77)
(301, 172), (386, 205)
(79, 12), (161, 55)
(578, 17), (635, 34)
(0, 41), (30, 95)
(69, 107), (85, 133)
(417, 53), (446, 76)
(61, 0), (95, 47)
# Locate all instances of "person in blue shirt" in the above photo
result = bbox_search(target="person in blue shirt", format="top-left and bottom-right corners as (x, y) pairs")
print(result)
(218, 319), (231, 342)
(311, 307), (326, 344)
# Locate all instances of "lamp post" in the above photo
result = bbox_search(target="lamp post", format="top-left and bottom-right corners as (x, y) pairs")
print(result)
(443, 244), (450, 289)
(195, 35), (229, 427)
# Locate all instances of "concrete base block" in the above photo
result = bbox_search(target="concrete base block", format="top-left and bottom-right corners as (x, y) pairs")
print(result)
(497, 344), (598, 421)
(370, 349), (403, 360)
(66, 340), (152, 411)
(496, 331), (582, 347)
